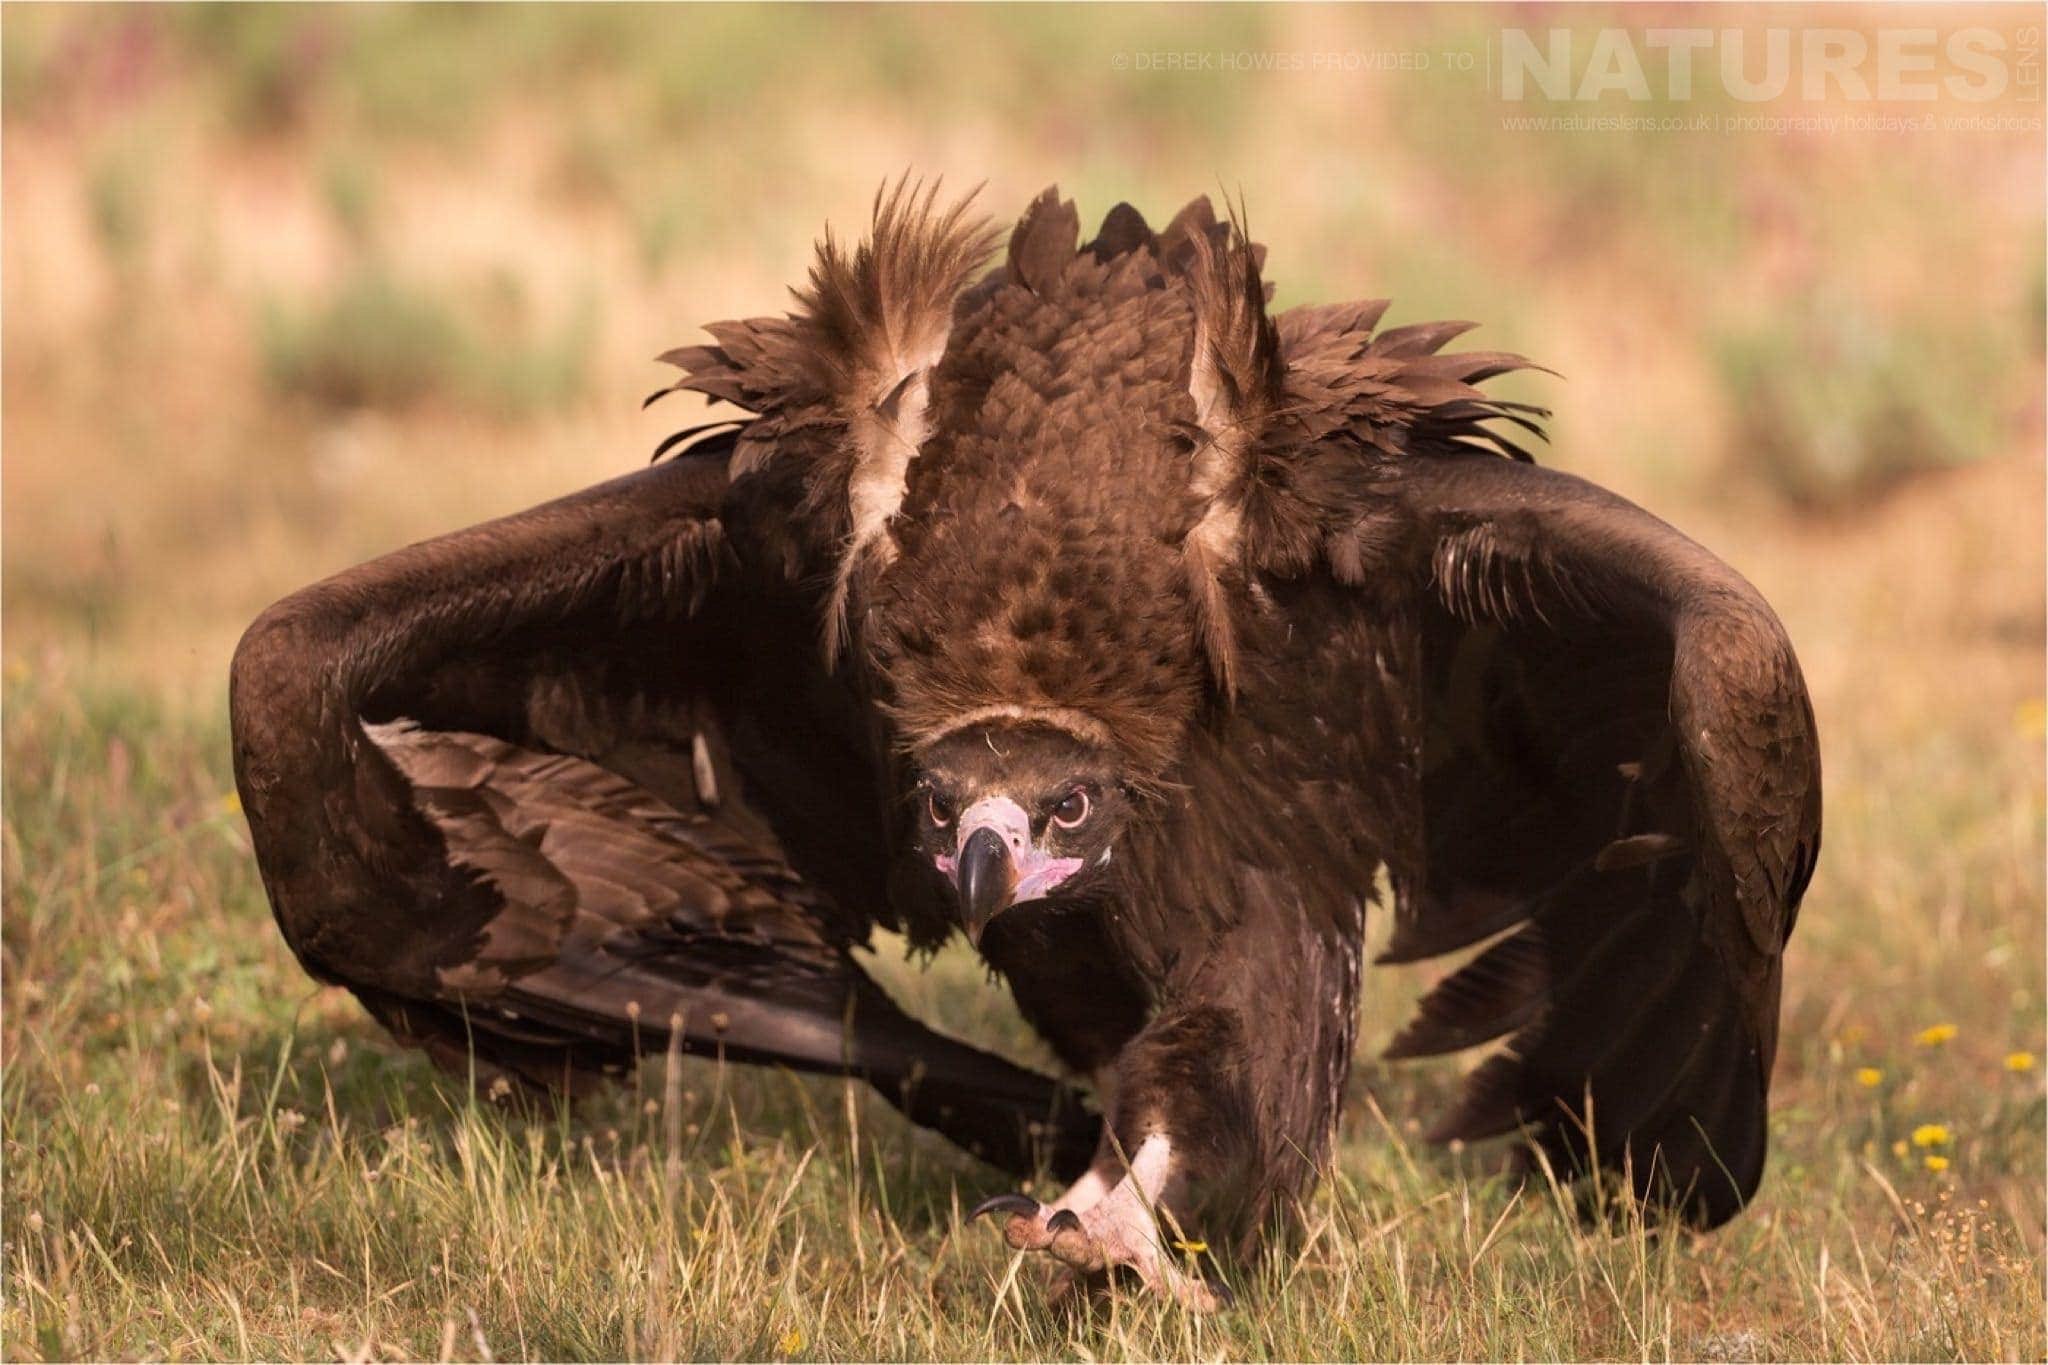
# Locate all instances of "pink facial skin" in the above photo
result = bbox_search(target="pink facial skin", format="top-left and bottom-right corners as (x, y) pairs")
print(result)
(933, 795), (1085, 903)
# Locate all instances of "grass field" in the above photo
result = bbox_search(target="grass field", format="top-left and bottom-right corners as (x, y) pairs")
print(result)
(4, 6), (2044, 1360)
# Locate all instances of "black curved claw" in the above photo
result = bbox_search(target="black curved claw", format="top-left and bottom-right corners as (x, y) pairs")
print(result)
(1207, 1277), (1237, 1309)
(969, 1192), (1042, 1223)
(1045, 1208), (1083, 1234)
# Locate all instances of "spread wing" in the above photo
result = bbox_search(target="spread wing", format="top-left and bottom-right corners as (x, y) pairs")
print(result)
(229, 444), (1095, 1177)
(1380, 453), (1821, 1226)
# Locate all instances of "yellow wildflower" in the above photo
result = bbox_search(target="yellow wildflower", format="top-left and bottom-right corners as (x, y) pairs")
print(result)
(1911, 1123), (1952, 1148)
(1853, 1067), (1883, 1088)
(1915, 1023), (1958, 1047)
(1891, 1139), (1908, 1158)
(779, 1329), (805, 1355)
(2005, 1051), (2037, 1073)
(1924, 1154), (1950, 1173)
(1172, 1239), (1209, 1255)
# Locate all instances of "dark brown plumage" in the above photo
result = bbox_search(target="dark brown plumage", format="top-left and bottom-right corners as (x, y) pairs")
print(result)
(232, 182), (1820, 1309)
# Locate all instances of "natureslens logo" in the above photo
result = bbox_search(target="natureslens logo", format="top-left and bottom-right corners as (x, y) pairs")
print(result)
(1498, 27), (2035, 103)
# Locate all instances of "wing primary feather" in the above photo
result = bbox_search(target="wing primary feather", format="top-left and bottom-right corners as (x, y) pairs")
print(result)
(650, 420), (746, 464)
(1383, 927), (1548, 1059)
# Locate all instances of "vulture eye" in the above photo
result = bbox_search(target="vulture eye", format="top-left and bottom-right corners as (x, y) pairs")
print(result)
(1051, 786), (1091, 830)
(926, 789), (956, 828)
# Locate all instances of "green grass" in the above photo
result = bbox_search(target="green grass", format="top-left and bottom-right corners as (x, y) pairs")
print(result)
(4, 660), (2042, 1361)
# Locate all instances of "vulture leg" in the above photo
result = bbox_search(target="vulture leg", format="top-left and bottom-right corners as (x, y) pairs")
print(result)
(975, 1135), (1224, 1312)
(972, 905), (1349, 1310)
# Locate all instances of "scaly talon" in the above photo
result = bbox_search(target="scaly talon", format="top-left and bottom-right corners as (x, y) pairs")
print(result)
(968, 1192), (1041, 1223)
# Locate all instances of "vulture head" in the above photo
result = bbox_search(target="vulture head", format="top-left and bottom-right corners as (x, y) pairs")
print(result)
(909, 721), (1132, 942)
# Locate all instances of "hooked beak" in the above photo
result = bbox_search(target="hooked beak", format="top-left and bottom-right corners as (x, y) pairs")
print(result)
(955, 825), (1015, 946)
(942, 795), (1086, 947)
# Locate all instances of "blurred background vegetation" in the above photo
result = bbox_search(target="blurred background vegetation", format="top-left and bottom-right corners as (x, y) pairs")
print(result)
(4, 2), (2041, 692)
(2, 5), (2042, 1358)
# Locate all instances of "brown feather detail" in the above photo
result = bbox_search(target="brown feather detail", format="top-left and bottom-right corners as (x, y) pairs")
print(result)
(1593, 831), (1688, 872)
(1155, 195), (1224, 271)
(1377, 882), (1529, 966)
(1087, 201), (1156, 262)
(657, 177), (1001, 659)
(802, 178), (1002, 659)
(1383, 926), (1549, 1060)
(1243, 296), (1553, 593)
(1008, 187), (1081, 294)
(1274, 300), (1550, 459)
(921, 703), (1119, 752)
(1178, 214), (1285, 695)
(1183, 217), (1285, 476)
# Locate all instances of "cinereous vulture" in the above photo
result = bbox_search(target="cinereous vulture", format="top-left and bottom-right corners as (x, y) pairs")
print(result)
(231, 183), (1820, 1309)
